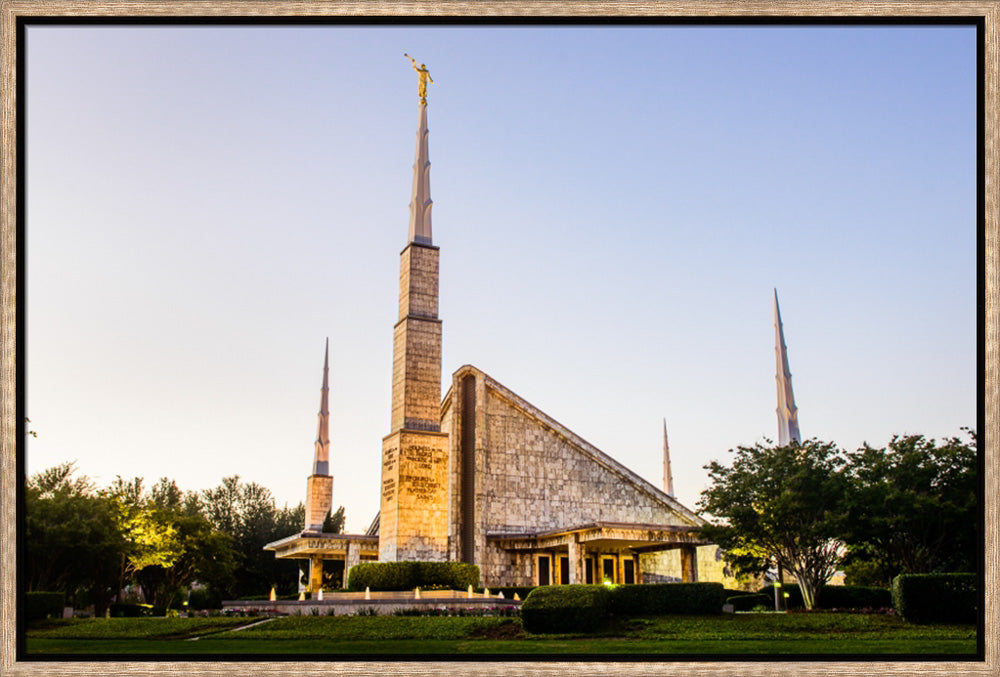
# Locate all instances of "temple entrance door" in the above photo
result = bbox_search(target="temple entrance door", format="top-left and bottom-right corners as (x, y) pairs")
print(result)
(322, 559), (345, 591)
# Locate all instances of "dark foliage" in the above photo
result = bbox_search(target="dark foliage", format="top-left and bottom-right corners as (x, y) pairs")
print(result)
(25, 592), (65, 621)
(758, 584), (892, 610)
(843, 432), (977, 581)
(891, 573), (978, 624)
(726, 593), (771, 611)
(347, 561), (480, 591)
(608, 583), (725, 616)
(520, 585), (611, 633)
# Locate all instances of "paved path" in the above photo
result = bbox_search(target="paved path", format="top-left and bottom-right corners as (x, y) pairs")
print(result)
(185, 617), (275, 641)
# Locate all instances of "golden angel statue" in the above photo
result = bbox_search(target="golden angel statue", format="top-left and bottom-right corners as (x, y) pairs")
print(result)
(405, 53), (434, 103)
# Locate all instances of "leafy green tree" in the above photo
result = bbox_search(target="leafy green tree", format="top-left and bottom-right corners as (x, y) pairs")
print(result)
(201, 476), (306, 598)
(25, 462), (127, 615)
(842, 430), (977, 581)
(105, 476), (185, 602)
(322, 506), (345, 534)
(698, 439), (849, 609)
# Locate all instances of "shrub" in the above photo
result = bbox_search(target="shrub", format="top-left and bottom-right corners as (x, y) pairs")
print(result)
(25, 592), (65, 621)
(892, 573), (978, 624)
(520, 585), (610, 634)
(820, 585), (892, 610)
(109, 603), (154, 618)
(758, 584), (891, 610)
(188, 587), (223, 610)
(727, 593), (771, 612)
(347, 561), (480, 591)
(608, 583), (725, 616)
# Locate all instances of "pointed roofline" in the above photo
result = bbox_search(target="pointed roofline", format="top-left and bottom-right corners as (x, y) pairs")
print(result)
(663, 418), (675, 498)
(774, 290), (801, 445)
(312, 337), (331, 475)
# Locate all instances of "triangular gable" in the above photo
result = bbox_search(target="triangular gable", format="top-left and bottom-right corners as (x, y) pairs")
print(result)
(452, 365), (705, 526)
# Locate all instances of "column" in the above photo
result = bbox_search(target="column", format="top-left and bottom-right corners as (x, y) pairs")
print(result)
(568, 537), (585, 584)
(344, 541), (361, 589)
(680, 545), (698, 583)
(309, 555), (323, 595)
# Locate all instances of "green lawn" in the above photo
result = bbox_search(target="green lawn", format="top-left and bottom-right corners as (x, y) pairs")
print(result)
(25, 612), (979, 656)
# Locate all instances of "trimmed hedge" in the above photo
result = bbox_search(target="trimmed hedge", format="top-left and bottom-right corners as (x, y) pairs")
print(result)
(109, 603), (154, 617)
(758, 584), (891, 610)
(892, 573), (978, 624)
(727, 593), (771, 611)
(521, 585), (610, 633)
(609, 583), (725, 616)
(347, 561), (480, 591)
(25, 592), (65, 621)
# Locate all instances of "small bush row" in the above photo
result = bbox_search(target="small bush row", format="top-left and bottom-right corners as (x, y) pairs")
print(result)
(521, 583), (725, 633)
(726, 593), (771, 611)
(520, 585), (610, 633)
(758, 584), (892, 610)
(609, 582), (725, 616)
(891, 573), (978, 624)
(347, 561), (480, 591)
(25, 592), (65, 621)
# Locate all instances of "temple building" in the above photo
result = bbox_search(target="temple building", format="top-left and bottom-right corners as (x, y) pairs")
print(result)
(266, 61), (758, 593)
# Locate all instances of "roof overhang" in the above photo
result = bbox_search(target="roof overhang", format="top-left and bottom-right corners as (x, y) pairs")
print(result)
(487, 521), (712, 553)
(264, 532), (380, 559)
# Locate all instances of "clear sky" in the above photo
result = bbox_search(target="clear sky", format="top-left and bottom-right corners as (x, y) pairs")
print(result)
(24, 24), (977, 532)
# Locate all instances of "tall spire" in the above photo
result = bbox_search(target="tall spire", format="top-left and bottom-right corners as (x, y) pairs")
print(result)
(304, 338), (334, 532)
(313, 337), (331, 475)
(406, 56), (433, 245)
(662, 418), (674, 497)
(774, 290), (801, 445)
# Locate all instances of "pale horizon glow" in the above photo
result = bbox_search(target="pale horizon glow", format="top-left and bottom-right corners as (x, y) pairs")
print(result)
(25, 25), (977, 533)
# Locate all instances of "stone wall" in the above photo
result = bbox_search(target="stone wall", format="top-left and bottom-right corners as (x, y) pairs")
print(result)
(391, 243), (442, 433)
(444, 366), (705, 585)
(478, 376), (698, 533)
(379, 429), (450, 562)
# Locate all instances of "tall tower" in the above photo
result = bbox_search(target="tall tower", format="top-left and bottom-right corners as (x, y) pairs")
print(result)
(379, 59), (450, 561)
(304, 338), (334, 532)
(774, 289), (801, 446)
(662, 418), (674, 497)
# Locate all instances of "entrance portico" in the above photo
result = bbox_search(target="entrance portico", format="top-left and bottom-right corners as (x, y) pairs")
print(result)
(264, 533), (379, 595)
(489, 521), (710, 586)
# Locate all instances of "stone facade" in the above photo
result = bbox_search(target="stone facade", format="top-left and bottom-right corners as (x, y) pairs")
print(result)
(379, 429), (450, 561)
(443, 365), (706, 586)
(304, 475), (333, 533)
(391, 243), (442, 433)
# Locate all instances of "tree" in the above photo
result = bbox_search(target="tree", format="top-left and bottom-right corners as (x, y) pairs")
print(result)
(842, 430), (977, 582)
(322, 506), (345, 534)
(25, 462), (128, 615)
(201, 475), (306, 598)
(698, 439), (849, 609)
(105, 476), (185, 603)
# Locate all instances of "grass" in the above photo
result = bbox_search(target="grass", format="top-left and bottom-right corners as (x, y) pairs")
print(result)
(24, 612), (978, 656)
(26, 616), (255, 640)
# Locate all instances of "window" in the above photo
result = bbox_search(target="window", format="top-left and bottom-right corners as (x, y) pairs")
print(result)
(602, 557), (615, 584)
(537, 555), (550, 586)
(624, 558), (635, 585)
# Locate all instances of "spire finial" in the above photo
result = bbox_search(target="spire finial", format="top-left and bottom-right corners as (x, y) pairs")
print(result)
(406, 57), (433, 245)
(662, 418), (675, 497)
(774, 290), (801, 445)
(313, 338), (331, 475)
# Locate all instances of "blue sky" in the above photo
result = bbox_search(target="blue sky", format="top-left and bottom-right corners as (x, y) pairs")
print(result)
(25, 24), (977, 532)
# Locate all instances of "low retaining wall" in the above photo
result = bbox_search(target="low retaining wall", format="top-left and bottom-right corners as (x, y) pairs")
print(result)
(223, 592), (520, 617)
